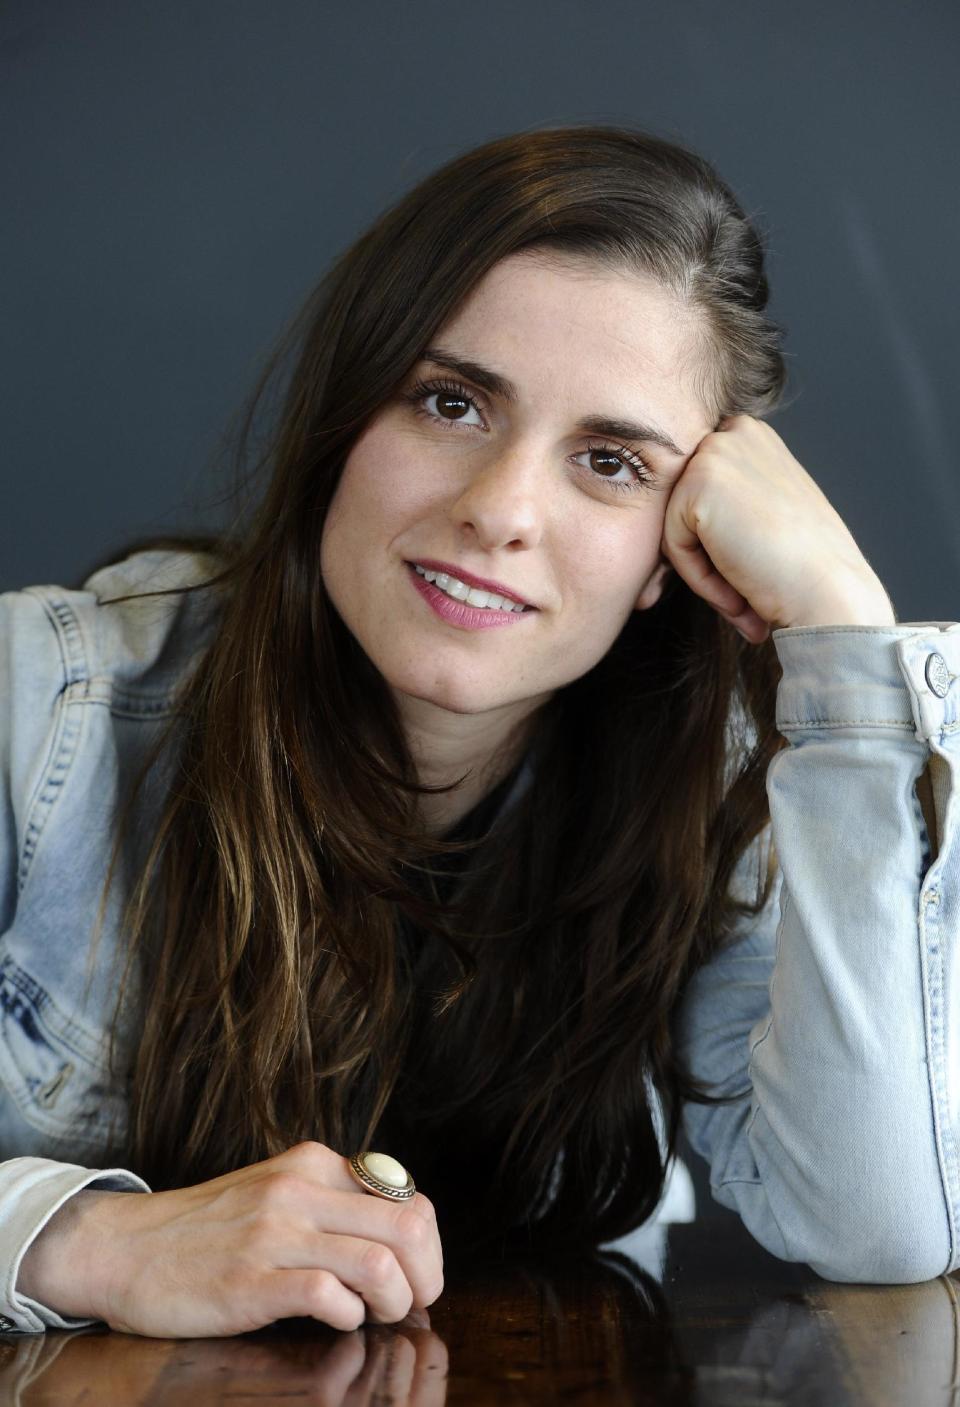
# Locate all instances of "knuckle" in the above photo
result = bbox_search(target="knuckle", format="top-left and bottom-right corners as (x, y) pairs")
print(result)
(359, 1241), (398, 1289)
(261, 1171), (305, 1205)
(414, 1191), (437, 1222)
(305, 1269), (341, 1313)
(279, 1139), (332, 1168)
(247, 1208), (284, 1251)
(392, 1206), (428, 1252)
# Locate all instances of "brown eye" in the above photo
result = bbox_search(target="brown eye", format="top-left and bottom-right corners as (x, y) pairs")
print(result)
(574, 442), (655, 492)
(587, 447), (624, 477)
(434, 391), (471, 421)
(402, 377), (486, 430)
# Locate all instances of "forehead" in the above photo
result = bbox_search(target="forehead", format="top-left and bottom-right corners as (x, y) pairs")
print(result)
(431, 251), (713, 445)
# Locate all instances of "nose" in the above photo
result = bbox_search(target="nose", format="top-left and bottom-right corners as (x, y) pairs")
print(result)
(447, 444), (546, 553)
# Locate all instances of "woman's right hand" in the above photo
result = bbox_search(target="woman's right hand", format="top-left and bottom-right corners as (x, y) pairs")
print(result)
(17, 1141), (444, 1338)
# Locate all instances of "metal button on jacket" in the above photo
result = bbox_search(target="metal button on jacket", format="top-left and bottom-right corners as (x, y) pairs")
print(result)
(925, 652), (951, 699)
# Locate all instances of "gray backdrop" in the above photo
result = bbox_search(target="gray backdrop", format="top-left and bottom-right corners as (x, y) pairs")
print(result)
(3, 0), (958, 614)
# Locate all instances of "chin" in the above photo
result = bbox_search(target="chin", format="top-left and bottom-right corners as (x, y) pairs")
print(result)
(385, 663), (513, 717)
(404, 681), (503, 716)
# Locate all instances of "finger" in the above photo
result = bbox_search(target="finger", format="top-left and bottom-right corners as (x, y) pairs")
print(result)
(282, 1187), (443, 1308)
(265, 1268), (367, 1331)
(273, 1142), (369, 1196)
(406, 1190), (439, 1236)
(660, 516), (772, 641)
(304, 1233), (414, 1324)
(277, 1144), (436, 1233)
(725, 605), (772, 643)
(665, 536), (752, 619)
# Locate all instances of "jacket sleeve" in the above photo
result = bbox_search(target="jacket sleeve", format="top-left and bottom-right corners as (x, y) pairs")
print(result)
(674, 621), (960, 1284)
(0, 1157), (150, 1333)
(0, 590), (151, 1334)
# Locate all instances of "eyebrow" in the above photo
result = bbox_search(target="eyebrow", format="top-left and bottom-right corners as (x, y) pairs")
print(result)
(420, 345), (686, 457)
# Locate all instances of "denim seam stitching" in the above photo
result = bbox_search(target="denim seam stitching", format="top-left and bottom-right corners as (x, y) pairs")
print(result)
(0, 954), (112, 1066)
(917, 893), (958, 1274)
(68, 689), (180, 720)
(745, 898), (783, 1067)
(777, 717), (914, 729)
(722, 901), (785, 1189)
(15, 596), (90, 895)
(777, 627), (950, 639)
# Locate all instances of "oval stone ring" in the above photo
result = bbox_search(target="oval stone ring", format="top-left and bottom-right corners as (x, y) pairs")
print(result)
(348, 1150), (416, 1201)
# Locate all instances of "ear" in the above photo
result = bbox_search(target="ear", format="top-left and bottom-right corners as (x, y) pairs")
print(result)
(633, 557), (673, 612)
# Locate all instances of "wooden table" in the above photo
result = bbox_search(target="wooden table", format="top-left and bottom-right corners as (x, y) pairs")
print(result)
(1, 1203), (957, 1405)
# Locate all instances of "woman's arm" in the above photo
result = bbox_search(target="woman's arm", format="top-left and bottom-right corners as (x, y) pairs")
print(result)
(11, 1142), (444, 1337)
(0, 1159), (151, 1333)
(0, 588), (444, 1337)
(0, 592), (154, 1332)
(674, 621), (960, 1283)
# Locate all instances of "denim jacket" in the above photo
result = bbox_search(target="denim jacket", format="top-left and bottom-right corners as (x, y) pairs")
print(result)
(0, 548), (958, 1333)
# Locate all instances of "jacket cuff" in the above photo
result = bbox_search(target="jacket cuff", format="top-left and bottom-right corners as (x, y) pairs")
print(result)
(772, 622), (960, 743)
(0, 1157), (150, 1334)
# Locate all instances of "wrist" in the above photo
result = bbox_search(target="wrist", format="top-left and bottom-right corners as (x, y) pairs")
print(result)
(784, 574), (896, 629)
(17, 1188), (121, 1322)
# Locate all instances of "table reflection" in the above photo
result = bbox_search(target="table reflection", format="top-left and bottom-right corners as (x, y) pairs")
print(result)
(0, 1209), (957, 1406)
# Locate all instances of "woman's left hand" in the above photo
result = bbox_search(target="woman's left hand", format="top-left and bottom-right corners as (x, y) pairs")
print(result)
(660, 414), (896, 642)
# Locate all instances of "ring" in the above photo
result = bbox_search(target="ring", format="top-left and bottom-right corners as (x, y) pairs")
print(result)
(348, 1151), (416, 1201)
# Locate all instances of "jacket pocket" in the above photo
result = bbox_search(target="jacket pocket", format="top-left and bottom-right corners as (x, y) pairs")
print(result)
(0, 951), (129, 1157)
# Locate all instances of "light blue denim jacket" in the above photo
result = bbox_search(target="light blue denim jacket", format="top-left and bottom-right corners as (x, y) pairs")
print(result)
(0, 548), (958, 1332)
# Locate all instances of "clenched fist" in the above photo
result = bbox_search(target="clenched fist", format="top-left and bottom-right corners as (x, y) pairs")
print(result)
(661, 415), (896, 641)
(18, 1141), (444, 1338)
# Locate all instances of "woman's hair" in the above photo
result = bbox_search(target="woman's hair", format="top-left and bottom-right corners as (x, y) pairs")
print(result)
(89, 122), (788, 1250)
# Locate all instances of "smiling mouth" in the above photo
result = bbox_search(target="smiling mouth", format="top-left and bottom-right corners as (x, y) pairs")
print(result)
(408, 562), (535, 613)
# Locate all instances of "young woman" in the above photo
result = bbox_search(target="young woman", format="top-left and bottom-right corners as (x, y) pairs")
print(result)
(1, 124), (956, 1340)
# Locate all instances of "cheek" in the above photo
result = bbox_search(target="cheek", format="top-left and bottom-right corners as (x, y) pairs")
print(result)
(322, 445), (413, 559)
(570, 514), (666, 612)
(342, 432), (440, 530)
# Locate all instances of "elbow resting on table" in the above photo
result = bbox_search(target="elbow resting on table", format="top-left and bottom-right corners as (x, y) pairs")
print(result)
(793, 1215), (952, 1287)
(796, 1170), (954, 1285)
(715, 1175), (954, 1287)
(808, 1241), (952, 1286)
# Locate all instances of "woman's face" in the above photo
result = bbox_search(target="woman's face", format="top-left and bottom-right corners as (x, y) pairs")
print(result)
(320, 251), (716, 725)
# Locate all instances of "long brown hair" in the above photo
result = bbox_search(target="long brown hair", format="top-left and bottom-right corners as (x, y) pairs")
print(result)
(88, 123), (788, 1250)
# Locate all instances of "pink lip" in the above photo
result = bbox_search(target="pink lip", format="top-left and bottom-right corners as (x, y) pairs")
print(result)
(407, 559), (536, 609)
(406, 563), (534, 631)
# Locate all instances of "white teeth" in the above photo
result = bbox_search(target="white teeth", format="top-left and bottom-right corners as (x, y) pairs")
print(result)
(413, 564), (526, 612)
